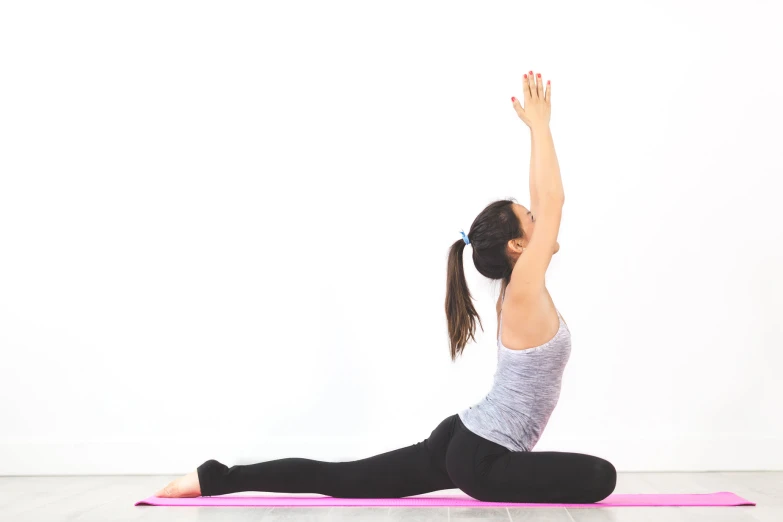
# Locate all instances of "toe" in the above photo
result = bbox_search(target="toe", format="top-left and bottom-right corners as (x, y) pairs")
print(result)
(155, 482), (176, 497)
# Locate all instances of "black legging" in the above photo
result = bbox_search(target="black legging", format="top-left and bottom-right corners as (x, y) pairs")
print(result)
(197, 414), (616, 503)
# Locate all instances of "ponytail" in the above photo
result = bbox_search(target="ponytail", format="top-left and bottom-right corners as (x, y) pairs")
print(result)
(445, 238), (484, 361)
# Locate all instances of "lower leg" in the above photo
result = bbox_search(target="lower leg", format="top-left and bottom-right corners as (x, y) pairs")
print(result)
(196, 440), (454, 498)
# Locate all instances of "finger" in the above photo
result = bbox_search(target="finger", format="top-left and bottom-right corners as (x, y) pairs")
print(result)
(545, 79), (551, 103)
(527, 70), (535, 99)
(536, 73), (544, 99)
(523, 73), (532, 102)
(511, 96), (525, 117)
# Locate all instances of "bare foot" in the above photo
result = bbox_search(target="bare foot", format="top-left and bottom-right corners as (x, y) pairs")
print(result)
(154, 470), (201, 498)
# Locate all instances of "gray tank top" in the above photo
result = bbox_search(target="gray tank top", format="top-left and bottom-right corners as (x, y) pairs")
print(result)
(458, 289), (572, 452)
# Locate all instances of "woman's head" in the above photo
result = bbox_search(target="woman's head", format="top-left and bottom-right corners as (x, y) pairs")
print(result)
(445, 198), (558, 360)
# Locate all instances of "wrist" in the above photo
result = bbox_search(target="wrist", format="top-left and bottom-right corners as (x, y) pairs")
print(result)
(530, 124), (550, 135)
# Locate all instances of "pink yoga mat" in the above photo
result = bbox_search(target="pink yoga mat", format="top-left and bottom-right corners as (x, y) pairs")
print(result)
(135, 491), (754, 508)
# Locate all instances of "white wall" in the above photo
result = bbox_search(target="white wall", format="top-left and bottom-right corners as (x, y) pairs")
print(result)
(1, 0), (781, 475)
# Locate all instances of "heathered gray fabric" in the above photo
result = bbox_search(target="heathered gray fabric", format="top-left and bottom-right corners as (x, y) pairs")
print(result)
(458, 292), (572, 452)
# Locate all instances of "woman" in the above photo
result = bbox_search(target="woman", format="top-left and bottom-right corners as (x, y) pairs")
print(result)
(154, 71), (617, 503)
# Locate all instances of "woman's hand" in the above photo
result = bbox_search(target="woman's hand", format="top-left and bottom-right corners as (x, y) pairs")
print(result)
(512, 70), (551, 130)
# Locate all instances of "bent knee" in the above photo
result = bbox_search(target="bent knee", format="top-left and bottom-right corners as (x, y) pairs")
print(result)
(586, 458), (617, 502)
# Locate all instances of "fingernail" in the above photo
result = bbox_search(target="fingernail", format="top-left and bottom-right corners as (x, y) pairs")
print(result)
(529, 70), (532, 74)
(537, 73), (541, 78)
(511, 97), (516, 102)
(547, 80), (550, 85)
(523, 74), (527, 79)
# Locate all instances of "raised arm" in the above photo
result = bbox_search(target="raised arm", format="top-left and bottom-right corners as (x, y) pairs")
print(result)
(514, 71), (564, 212)
(509, 71), (564, 294)
(530, 126), (564, 206)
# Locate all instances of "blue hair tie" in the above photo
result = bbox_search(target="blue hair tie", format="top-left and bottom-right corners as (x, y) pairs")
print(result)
(460, 230), (470, 245)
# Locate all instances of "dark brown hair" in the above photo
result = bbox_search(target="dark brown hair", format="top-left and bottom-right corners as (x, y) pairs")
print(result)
(445, 198), (524, 361)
